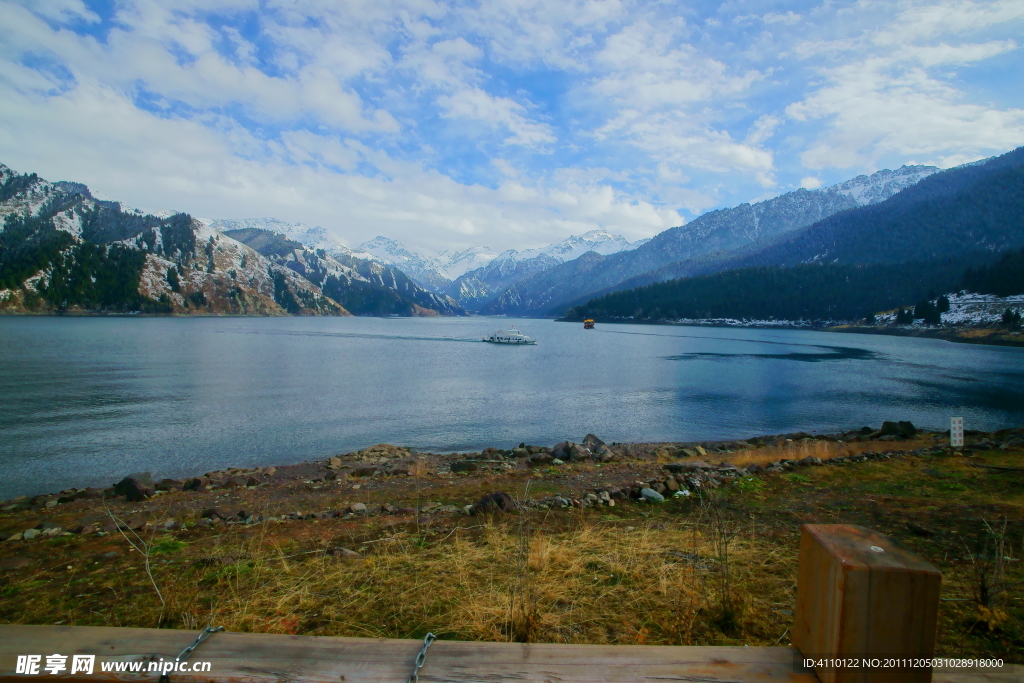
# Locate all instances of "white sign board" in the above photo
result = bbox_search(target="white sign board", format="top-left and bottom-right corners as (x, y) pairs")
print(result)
(950, 417), (964, 448)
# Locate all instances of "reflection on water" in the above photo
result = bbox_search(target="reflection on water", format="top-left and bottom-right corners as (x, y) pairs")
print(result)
(1, 316), (1022, 498)
(664, 345), (876, 363)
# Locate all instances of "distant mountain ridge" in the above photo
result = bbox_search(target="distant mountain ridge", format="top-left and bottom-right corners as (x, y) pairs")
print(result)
(0, 164), (346, 315)
(481, 165), (940, 316)
(354, 230), (650, 304)
(564, 147), (1024, 324)
(222, 228), (463, 316)
(207, 219), (653, 308)
(709, 147), (1024, 271)
(0, 164), (460, 317)
(448, 230), (650, 309)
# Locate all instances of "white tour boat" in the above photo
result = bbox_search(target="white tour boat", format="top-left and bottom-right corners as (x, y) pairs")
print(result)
(482, 326), (537, 345)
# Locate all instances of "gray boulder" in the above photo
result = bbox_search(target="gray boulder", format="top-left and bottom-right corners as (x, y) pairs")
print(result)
(113, 476), (155, 502)
(470, 491), (517, 515)
(528, 453), (554, 468)
(640, 488), (665, 503)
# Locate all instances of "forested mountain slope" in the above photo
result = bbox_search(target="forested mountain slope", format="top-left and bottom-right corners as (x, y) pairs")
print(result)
(224, 228), (464, 316)
(0, 164), (343, 315)
(484, 166), (937, 316)
(564, 148), (1024, 323)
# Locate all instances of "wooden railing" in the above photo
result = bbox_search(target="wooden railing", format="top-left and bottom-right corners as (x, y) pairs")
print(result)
(0, 525), (1015, 682)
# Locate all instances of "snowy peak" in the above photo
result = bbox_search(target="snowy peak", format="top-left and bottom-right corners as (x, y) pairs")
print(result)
(206, 218), (343, 253)
(826, 166), (939, 207)
(358, 236), (427, 266)
(445, 230), (650, 309)
(355, 236), (454, 291)
(495, 230), (648, 265)
(433, 246), (498, 279)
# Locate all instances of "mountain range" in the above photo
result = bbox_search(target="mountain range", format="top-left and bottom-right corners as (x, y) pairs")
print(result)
(564, 147), (1024, 323)
(477, 165), (939, 316)
(0, 165), (461, 316)
(208, 164), (937, 317)
(3, 149), (1019, 320)
(219, 228), (462, 316)
(206, 220), (651, 310)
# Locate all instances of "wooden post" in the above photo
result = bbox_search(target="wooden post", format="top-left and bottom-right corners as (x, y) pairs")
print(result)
(793, 524), (942, 683)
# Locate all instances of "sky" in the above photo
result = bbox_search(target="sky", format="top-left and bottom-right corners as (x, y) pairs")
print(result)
(1, 0), (1023, 255)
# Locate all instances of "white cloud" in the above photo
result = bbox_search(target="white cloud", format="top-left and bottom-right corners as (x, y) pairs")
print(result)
(745, 115), (781, 147)
(14, 0), (98, 24)
(466, 0), (625, 71)
(787, 0), (1024, 169)
(0, 76), (674, 251)
(799, 176), (822, 189)
(1, 0), (1023, 254)
(438, 88), (555, 147)
(763, 11), (801, 25)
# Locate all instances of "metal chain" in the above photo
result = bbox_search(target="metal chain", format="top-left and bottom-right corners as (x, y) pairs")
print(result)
(407, 632), (436, 683)
(157, 626), (224, 683)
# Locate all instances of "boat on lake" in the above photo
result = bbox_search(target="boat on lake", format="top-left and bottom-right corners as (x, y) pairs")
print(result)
(482, 326), (537, 345)
(583, 319), (595, 329)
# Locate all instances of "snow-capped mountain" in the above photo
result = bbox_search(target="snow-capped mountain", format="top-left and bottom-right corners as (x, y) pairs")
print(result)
(828, 166), (939, 207)
(481, 165), (942, 316)
(506, 230), (650, 263)
(433, 246), (497, 280)
(448, 230), (650, 309)
(355, 236), (454, 292)
(221, 228), (463, 316)
(0, 163), (463, 317)
(352, 230), (649, 302)
(0, 164), (345, 316)
(205, 218), (344, 254)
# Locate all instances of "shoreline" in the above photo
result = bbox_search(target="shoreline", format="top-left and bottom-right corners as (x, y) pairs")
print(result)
(824, 323), (1024, 347)
(2, 425), (1021, 657)
(556, 317), (1024, 347)
(3, 423), (1021, 509)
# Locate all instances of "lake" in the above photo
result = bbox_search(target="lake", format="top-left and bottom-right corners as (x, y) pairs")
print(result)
(1, 316), (1023, 499)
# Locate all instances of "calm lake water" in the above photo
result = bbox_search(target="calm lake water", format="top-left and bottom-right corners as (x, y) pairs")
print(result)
(2, 316), (1023, 499)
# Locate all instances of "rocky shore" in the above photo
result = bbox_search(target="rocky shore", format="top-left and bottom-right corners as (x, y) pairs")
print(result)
(3, 422), (1022, 545)
(2, 421), (1021, 658)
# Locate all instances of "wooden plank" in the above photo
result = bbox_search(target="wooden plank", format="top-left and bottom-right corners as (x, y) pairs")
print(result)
(0, 625), (1016, 682)
(793, 524), (943, 683)
(0, 625), (815, 683)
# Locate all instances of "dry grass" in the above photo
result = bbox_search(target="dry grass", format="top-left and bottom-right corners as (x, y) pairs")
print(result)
(727, 438), (920, 468)
(3, 511), (797, 647)
(165, 515), (794, 646)
(2, 438), (1021, 657)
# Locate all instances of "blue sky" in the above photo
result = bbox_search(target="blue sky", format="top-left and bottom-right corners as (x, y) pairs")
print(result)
(1, 0), (1023, 254)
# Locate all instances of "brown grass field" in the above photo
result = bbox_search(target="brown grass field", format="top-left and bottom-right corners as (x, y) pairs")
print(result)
(1, 434), (1022, 659)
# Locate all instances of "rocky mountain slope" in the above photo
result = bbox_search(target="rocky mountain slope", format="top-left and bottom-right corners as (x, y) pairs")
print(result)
(0, 164), (460, 317)
(222, 228), (463, 316)
(206, 218), (336, 254)
(0, 164), (347, 315)
(483, 166), (939, 316)
(214, 223), (651, 309)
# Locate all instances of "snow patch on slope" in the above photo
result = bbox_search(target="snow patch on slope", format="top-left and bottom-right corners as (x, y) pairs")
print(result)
(874, 292), (1024, 326)
(493, 230), (649, 266)
(827, 166), (939, 206)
